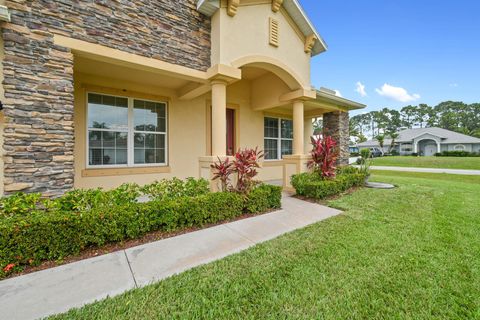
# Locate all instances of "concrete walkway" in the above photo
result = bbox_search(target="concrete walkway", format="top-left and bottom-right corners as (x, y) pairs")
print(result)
(370, 165), (480, 175)
(0, 194), (341, 320)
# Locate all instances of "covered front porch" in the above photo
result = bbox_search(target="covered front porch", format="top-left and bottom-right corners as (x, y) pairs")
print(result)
(198, 61), (365, 190)
(59, 36), (363, 191)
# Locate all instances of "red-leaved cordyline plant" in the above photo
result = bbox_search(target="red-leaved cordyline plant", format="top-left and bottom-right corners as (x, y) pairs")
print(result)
(210, 157), (235, 192)
(211, 147), (264, 194)
(307, 135), (338, 179)
(234, 147), (264, 194)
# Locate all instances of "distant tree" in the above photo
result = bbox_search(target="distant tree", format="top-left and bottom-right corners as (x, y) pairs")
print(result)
(376, 134), (385, 150)
(350, 100), (480, 141)
(401, 105), (417, 128)
(312, 117), (323, 135)
(357, 133), (368, 143)
(388, 132), (399, 153)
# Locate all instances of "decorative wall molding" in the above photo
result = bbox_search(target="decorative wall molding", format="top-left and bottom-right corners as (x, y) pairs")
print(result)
(272, 0), (283, 12)
(227, 0), (240, 17)
(304, 34), (317, 53)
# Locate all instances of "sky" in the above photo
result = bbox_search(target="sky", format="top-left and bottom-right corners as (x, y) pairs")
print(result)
(299, 0), (480, 116)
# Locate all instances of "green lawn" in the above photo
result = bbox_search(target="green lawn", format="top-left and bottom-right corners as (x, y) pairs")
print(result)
(370, 156), (480, 170)
(51, 172), (480, 319)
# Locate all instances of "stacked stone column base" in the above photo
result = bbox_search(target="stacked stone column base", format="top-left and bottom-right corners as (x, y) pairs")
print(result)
(323, 111), (350, 166)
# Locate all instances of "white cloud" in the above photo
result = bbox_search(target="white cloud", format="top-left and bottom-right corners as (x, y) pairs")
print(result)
(334, 90), (342, 97)
(375, 83), (420, 102)
(355, 81), (367, 97)
(449, 83), (459, 87)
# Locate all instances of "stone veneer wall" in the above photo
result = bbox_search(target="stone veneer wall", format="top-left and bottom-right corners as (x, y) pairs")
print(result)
(1, 0), (211, 195)
(323, 111), (350, 165)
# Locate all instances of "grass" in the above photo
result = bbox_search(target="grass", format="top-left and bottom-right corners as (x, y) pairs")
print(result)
(370, 155), (480, 170)
(50, 172), (480, 319)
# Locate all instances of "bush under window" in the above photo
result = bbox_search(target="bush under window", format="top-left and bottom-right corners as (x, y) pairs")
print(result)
(0, 179), (281, 278)
(291, 167), (366, 200)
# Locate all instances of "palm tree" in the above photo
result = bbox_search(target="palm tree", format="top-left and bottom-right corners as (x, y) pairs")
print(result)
(388, 132), (399, 154)
(376, 134), (385, 152)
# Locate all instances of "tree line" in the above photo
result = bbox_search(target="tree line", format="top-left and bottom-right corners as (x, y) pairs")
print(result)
(350, 101), (480, 143)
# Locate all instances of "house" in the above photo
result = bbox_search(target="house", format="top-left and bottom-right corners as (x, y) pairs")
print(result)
(0, 0), (365, 196)
(358, 127), (480, 156)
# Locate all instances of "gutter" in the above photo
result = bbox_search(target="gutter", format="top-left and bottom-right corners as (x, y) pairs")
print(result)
(0, 5), (10, 22)
(316, 90), (366, 110)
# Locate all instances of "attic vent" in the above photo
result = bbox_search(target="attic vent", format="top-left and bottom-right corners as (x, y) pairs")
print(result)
(269, 18), (279, 47)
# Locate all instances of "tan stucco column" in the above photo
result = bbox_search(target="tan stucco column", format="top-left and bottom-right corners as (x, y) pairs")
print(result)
(293, 100), (304, 155)
(304, 117), (313, 154)
(211, 79), (228, 156)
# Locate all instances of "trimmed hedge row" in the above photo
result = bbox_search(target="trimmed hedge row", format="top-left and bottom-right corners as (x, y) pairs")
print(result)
(434, 150), (480, 157)
(0, 184), (281, 277)
(291, 170), (366, 200)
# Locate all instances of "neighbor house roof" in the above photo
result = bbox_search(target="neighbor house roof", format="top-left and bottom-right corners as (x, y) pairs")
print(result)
(196, 0), (327, 56)
(358, 127), (480, 147)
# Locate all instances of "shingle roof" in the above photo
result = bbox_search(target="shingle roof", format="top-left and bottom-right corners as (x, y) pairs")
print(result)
(358, 127), (480, 147)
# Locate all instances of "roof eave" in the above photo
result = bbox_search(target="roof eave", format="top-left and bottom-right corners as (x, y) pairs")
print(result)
(316, 90), (366, 111)
(285, 0), (327, 56)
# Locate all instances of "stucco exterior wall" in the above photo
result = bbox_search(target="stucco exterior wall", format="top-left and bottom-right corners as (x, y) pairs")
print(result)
(441, 143), (474, 152)
(73, 76), (299, 190)
(211, 3), (311, 88)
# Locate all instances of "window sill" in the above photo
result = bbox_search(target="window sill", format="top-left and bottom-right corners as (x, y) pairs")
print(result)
(82, 166), (171, 177)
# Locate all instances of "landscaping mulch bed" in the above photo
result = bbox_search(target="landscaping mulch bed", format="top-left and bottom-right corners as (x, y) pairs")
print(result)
(4, 209), (278, 280)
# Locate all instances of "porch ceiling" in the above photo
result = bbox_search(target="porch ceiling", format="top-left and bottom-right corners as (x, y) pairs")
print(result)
(74, 56), (191, 90)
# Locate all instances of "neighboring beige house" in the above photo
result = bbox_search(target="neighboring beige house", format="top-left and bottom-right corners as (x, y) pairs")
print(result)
(0, 0), (364, 196)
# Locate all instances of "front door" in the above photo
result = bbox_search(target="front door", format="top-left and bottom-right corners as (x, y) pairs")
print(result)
(424, 144), (437, 156)
(226, 108), (235, 155)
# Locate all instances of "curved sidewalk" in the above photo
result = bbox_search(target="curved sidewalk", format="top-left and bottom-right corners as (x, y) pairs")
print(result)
(370, 165), (480, 175)
(0, 194), (341, 320)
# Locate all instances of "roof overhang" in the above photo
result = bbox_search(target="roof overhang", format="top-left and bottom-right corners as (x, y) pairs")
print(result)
(314, 88), (366, 111)
(196, 0), (327, 56)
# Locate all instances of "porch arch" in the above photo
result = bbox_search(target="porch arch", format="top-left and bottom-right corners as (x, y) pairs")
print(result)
(415, 138), (441, 155)
(231, 55), (306, 90)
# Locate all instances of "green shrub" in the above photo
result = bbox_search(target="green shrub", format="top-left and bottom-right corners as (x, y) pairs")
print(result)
(141, 177), (209, 200)
(0, 193), (42, 217)
(0, 179), (283, 277)
(0, 192), (245, 277)
(435, 150), (479, 157)
(244, 184), (282, 214)
(336, 166), (361, 175)
(0, 179), (210, 219)
(291, 169), (366, 200)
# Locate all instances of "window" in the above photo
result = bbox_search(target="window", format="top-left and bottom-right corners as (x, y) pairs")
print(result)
(454, 144), (465, 151)
(264, 117), (293, 160)
(87, 93), (167, 167)
(401, 144), (413, 152)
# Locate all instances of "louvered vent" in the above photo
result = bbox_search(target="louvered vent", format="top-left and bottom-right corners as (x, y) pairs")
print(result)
(269, 18), (279, 47)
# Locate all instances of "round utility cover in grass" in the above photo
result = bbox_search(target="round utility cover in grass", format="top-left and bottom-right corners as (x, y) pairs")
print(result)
(365, 182), (395, 189)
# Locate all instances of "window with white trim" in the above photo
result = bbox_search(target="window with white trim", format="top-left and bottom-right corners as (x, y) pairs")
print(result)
(264, 117), (293, 160)
(87, 93), (167, 167)
(454, 144), (465, 151)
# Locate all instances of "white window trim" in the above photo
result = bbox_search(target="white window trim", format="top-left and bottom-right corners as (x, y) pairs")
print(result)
(264, 117), (293, 161)
(86, 91), (168, 169)
(454, 144), (465, 151)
